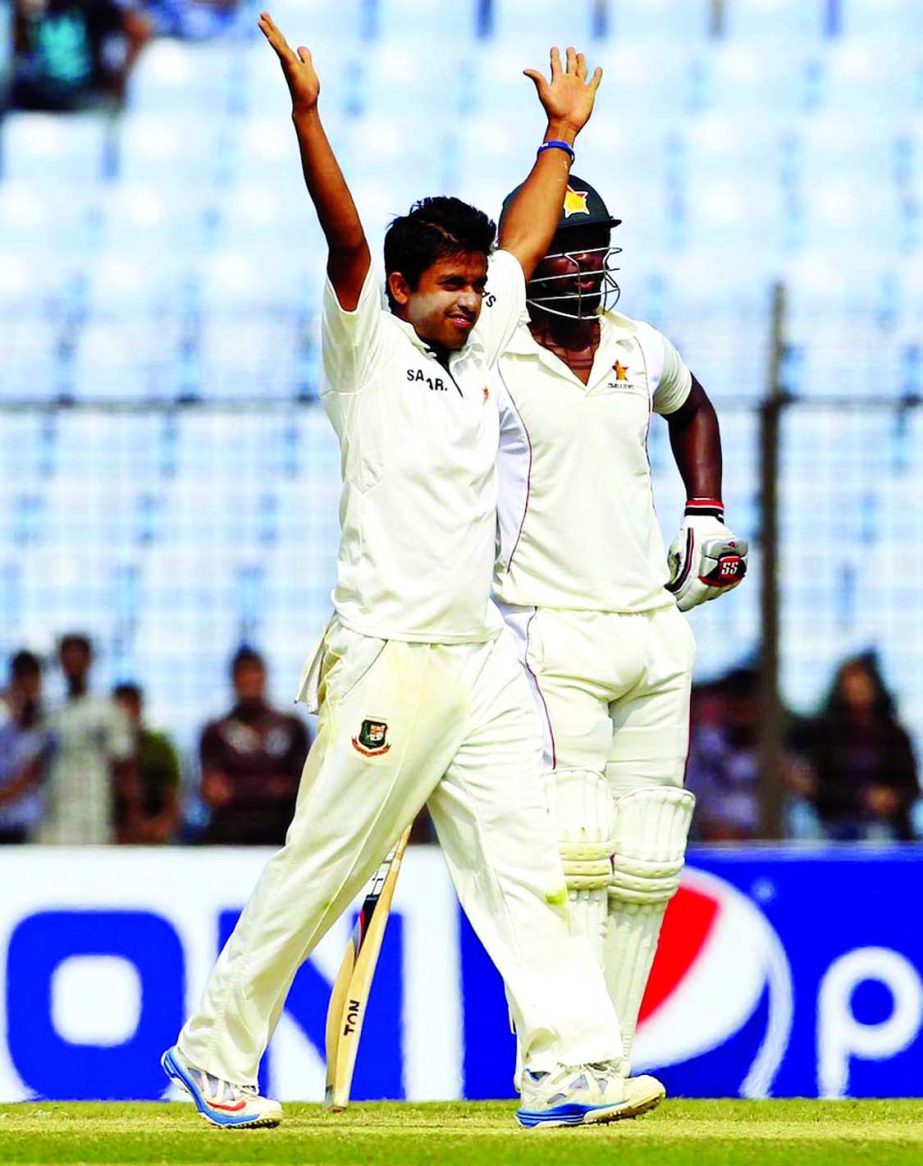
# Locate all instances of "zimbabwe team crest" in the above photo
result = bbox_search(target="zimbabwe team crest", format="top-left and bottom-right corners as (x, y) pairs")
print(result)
(352, 718), (391, 757)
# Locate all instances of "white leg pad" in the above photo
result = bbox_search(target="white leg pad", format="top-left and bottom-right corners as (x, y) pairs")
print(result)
(545, 768), (613, 966)
(605, 786), (695, 1073)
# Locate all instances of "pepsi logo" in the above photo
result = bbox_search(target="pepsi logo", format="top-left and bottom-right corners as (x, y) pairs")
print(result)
(634, 867), (794, 1098)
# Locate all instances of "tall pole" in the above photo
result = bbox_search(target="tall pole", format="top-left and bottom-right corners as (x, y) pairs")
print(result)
(758, 282), (787, 839)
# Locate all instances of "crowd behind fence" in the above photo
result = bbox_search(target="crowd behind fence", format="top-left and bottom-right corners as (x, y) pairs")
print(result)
(1, 389), (921, 845)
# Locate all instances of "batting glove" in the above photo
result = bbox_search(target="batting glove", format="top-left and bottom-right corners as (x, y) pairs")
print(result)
(666, 499), (748, 612)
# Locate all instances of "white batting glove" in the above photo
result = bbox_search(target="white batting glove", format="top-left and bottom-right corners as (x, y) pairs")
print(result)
(666, 499), (748, 612)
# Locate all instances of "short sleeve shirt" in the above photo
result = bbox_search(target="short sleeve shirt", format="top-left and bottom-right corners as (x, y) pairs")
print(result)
(321, 249), (527, 642)
(493, 311), (693, 614)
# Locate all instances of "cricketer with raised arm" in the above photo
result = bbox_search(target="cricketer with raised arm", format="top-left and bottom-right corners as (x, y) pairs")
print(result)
(161, 14), (664, 1132)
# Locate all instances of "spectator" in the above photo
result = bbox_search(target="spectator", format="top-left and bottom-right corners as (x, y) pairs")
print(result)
(113, 681), (181, 844)
(9, 0), (151, 112)
(39, 633), (138, 844)
(0, 650), (47, 843)
(686, 668), (762, 841)
(198, 646), (309, 845)
(802, 653), (919, 842)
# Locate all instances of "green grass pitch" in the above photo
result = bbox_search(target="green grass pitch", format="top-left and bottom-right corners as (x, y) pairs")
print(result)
(2, 1099), (923, 1166)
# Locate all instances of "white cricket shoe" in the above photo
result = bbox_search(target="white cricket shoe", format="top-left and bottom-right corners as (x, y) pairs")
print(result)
(161, 1046), (283, 1129)
(516, 1061), (665, 1129)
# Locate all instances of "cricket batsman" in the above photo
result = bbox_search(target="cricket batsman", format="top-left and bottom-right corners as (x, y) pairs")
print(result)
(492, 175), (748, 1077)
(161, 15), (664, 1131)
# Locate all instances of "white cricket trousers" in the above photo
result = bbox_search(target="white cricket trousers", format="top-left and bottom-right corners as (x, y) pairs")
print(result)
(500, 604), (695, 791)
(178, 619), (622, 1086)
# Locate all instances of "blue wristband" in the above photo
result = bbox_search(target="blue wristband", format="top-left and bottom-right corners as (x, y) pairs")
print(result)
(537, 139), (575, 162)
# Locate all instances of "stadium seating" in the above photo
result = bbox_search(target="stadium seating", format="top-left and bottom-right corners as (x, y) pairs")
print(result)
(0, 112), (111, 184)
(2, 0), (923, 766)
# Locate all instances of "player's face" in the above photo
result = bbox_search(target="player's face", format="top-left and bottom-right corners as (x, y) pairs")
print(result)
(400, 252), (489, 351)
(531, 225), (611, 316)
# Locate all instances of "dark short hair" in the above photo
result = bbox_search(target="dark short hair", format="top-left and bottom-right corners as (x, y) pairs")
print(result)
(59, 633), (92, 657)
(384, 197), (496, 307)
(113, 682), (142, 704)
(10, 650), (41, 680)
(231, 645), (265, 676)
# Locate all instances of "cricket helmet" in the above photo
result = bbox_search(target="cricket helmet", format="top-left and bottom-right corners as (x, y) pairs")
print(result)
(501, 175), (622, 319)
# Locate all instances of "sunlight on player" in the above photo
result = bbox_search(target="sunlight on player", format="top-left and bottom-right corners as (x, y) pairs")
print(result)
(161, 11), (663, 1132)
(492, 174), (747, 1086)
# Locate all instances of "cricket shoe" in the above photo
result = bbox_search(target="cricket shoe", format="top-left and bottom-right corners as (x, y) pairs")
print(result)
(161, 1046), (282, 1129)
(516, 1061), (665, 1129)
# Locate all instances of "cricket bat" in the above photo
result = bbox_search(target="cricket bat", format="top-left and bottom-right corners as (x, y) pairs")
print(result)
(324, 825), (412, 1111)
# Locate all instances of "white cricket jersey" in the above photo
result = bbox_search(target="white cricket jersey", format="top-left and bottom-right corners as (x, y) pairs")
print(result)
(321, 249), (527, 642)
(493, 310), (692, 614)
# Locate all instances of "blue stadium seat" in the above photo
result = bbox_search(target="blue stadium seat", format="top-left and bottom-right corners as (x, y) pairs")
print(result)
(784, 331), (906, 400)
(225, 114), (317, 189)
(693, 42), (814, 115)
(451, 109), (536, 201)
(352, 45), (465, 119)
(0, 249), (84, 319)
(214, 180), (326, 260)
(0, 319), (64, 402)
(634, 251), (776, 403)
(788, 112), (909, 193)
(840, 0), (923, 40)
(268, 0), (364, 46)
(674, 173), (789, 256)
(608, 0), (711, 40)
(70, 319), (184, 403)
(97, 184), (217, 259)
(197, 317), (302, 402)
(782, 252), (901, 337)
(590, 42), (697, 119)
(126, 40), (237, 114)
(488, 0), (596, 51)
(343, 110), (451, 190)
(0, 182), (100, 253)
(371, 0), (479, 44)
(790, 176), (907, 258)
(197, 246), (320, 315)
(720, 0), (829, 40)
(82, 252), (198, 321)
(116, 113), (233, 187)
(0, 112), (110, 184)
(813, 39), (920, 116)
(459, 42), (559, 119)
(674, 112), (781, 189)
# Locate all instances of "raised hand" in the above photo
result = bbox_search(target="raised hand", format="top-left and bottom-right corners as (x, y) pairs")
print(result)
(259, 10), (320, 115)
(523, 46), (603, 135)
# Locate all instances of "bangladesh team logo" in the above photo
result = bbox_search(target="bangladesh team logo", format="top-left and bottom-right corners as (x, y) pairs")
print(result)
(352, 719), (391, 757)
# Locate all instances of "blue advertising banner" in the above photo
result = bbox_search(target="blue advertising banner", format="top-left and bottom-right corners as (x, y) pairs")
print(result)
(1, 847), (921, 1101)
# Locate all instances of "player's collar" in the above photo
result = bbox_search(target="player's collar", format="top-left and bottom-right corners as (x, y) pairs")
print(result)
(506, 310), (637, 358)
(389, 312), (472, 364)
(389, 313), (431, 352)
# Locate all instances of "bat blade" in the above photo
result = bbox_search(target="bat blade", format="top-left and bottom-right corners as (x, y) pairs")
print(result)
(323, 826), (412, 1111)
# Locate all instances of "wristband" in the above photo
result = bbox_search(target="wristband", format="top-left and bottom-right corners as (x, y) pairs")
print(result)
(537, 139), (575, 163)
(685, 498), (725, 521)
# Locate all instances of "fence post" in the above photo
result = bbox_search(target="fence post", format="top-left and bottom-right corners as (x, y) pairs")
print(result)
(757, 282), (787, 839)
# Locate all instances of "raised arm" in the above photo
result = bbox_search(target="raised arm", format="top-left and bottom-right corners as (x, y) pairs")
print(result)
(259, 11), (370, 309)
(499, 47), (602, 280)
